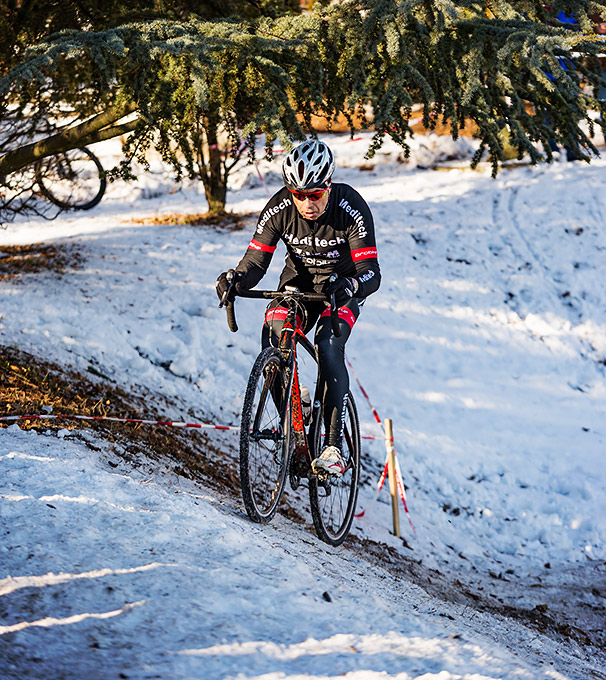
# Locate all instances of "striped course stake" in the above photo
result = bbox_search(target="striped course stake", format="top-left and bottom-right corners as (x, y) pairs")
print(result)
(355, 440), (417, 537)
(385, 418), (400, 537)
(346, 354), (416, 536)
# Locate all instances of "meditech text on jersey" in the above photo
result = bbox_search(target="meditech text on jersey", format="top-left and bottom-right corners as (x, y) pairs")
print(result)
(338, 198), (367, 237)
(284, 233), (347, 247)
(257, 198), (293, 233)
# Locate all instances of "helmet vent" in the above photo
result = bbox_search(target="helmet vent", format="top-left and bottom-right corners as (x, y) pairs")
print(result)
(281, 140), (336, 190)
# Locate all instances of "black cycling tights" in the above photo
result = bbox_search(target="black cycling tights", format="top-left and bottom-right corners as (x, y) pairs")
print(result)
(262, 298), (360, 450)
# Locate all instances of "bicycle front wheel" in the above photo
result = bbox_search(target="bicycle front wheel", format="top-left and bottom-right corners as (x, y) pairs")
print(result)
(240, 347), (291, 523)
(35, 147), (106, 210)
(309, 393), (361, 546)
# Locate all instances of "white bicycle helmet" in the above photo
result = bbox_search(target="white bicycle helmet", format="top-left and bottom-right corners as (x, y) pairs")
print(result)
(282, 140), (335, 190)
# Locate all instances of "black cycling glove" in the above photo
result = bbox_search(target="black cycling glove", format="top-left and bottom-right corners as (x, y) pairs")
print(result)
(324, 276), (359, 307)
(216, 270), (243, 303)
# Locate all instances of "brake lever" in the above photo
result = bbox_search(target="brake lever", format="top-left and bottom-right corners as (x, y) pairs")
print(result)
(218, 269), (236, 309)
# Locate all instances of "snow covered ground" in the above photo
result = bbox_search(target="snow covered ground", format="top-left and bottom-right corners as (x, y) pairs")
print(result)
(1, 131), (605, 680)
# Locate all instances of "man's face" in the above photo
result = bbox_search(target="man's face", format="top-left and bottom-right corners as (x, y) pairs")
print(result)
(290, 186), (331, 220)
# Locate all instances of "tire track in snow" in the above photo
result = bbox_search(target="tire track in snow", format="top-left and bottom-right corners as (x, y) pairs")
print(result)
(491, 177), (566, 314)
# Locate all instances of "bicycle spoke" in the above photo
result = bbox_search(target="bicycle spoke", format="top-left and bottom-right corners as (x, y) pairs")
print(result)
(309, 394), (360, 545)
(239, 348), (291, 523)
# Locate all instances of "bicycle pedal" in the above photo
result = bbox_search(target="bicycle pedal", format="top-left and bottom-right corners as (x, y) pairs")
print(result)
(312, 467), (329, 482)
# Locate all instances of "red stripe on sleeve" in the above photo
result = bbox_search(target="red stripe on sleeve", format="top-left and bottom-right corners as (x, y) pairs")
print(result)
(351, 247), (377, 262)
(248, 239), (277, 254)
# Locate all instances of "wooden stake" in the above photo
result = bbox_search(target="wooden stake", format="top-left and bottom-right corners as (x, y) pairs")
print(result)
(385, 418), (400, 537)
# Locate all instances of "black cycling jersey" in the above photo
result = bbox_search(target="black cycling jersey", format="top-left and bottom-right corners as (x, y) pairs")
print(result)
(235, 183), (381, 297)
(234, 182), (380, 454)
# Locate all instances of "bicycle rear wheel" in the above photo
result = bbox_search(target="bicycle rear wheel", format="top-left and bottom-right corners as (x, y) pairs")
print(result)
(309, 393), (360, 546)
(35, 147), (106, 210)
(240, 347), (291, 523)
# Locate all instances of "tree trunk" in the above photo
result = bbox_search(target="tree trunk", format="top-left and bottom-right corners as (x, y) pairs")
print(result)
(203, 120), (227, 215)
(204, 179), (227, 215)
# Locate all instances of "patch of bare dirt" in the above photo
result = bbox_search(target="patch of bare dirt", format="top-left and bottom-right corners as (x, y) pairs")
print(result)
(123, 211), (254, 230)
(0, 345), (239, 495)
(0, 243), (84, 281)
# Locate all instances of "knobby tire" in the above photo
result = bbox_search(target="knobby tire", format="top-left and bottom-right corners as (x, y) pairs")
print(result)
(309, 393), (360, 546)
(239, 347), (291, 523)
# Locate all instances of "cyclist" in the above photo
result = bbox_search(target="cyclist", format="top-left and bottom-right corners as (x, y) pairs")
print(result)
(216, 139), (380, 476)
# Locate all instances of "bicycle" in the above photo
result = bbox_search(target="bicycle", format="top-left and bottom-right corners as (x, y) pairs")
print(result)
(220, 271), (361, 546)
(34, 147), (106, 211)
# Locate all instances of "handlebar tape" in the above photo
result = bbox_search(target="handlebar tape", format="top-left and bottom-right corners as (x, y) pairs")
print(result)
(226, 299), (238, 333)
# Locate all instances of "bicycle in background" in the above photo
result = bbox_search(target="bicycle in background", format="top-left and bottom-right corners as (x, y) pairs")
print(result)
(221, 274), (361, 546)
(34, 147), (106, 211)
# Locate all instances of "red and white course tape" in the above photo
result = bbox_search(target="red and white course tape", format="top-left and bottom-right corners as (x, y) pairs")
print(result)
(2, 356), (415, 535)
(0, 412), (389, 442)
(0, 414), (239, 431)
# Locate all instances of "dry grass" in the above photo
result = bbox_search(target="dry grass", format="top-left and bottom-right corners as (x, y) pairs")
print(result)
(409, 116), (479, 138)
(124, 211), (254, 230)
(0, 244), (84, 281)
(0, 345), (240, 494)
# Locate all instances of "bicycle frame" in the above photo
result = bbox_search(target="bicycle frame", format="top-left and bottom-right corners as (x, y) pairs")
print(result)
(274, 300), (317, 477)
(225, 282), (362, 543)
(224, 285), (335, 473)
(221, 277), (343, 479)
